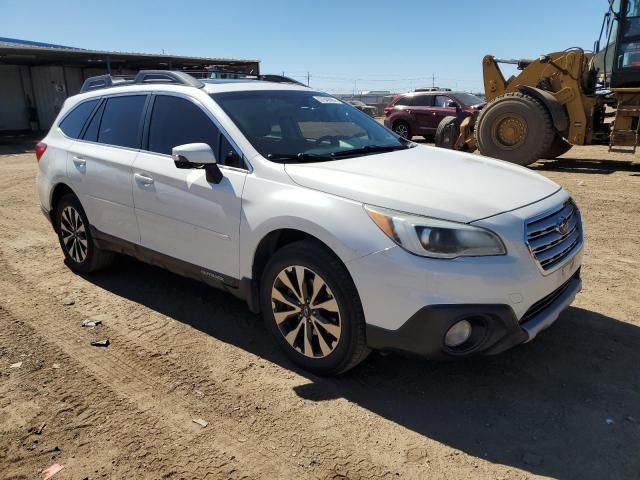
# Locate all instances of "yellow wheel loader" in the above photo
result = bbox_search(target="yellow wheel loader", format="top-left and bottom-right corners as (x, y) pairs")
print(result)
(435, 0), (640, 165)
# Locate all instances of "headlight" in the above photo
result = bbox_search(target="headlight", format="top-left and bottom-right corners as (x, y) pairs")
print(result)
(365, 205), (506, 259)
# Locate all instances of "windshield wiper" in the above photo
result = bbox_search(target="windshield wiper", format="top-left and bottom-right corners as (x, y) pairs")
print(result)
(267, 143), (415, 163)
(267, 152), (333, 163)
(329, 144), (409, 158)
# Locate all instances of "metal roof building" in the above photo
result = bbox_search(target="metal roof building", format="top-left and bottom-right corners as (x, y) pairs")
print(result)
(0, 38), (260, 132)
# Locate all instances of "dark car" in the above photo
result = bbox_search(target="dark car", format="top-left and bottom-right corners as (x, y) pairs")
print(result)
(383, 91), (485, 140)
(345, 99), (378, 117)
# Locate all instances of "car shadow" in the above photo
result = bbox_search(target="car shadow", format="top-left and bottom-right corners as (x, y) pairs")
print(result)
(532, 157), (640, 175)
(82, 256), (640, 480)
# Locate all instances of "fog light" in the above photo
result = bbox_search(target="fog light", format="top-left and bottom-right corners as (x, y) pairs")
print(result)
(444, 320), (472, 347)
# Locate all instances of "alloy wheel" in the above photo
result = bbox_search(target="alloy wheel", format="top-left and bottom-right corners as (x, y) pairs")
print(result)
(271, 265), (342, 358)
(395, 123), (410, 138)
(60, 206), (88, 263)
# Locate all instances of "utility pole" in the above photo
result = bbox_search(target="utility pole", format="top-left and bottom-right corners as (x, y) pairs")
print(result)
(432, 73), (436, 88)
(307, 72), (310, 87)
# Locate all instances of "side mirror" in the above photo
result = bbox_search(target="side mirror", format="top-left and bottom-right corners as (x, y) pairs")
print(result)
(172, 143), (223, 184)
(447, 100), (460, 109)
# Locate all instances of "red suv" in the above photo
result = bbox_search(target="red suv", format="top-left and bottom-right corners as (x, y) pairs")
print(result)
(383, 91), (485, 140)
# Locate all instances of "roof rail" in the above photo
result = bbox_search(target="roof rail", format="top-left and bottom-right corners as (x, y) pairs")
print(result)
(133, 70), (204, 88)
(79, 70), (204, 93)
(257, 74), (307, 87)
(79, 74), (129, 93)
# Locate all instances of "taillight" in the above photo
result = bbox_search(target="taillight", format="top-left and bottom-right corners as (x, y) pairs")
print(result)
(35, 142), (47, 161)
(384, 106), (392, 115)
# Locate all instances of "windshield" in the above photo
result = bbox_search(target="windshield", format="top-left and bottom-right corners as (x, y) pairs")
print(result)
(212, 90), (410, 162)
(454, 92), (485, 106)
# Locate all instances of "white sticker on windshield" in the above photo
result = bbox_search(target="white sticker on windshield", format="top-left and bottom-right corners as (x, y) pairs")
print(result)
(313, 96), (342, 104)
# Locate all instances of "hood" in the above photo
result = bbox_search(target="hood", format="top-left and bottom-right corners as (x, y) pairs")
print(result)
(469, 102), (486, 110)
(284, 145), (560, 223)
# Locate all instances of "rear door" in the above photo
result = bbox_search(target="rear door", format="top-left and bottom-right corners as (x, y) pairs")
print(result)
(409, 94), (436, 135)
(66, 94), (147, 243)
(132, 93), (246, 280)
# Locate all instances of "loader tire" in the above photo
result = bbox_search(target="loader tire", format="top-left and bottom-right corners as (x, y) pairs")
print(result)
(476, 92), (554, 166)
(434, 116), (459, 150)
(541, 134), (573, 159)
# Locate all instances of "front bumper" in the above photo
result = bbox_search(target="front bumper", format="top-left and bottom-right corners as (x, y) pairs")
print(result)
(346, 189), (583, 358)
(365, 270), (581, 357)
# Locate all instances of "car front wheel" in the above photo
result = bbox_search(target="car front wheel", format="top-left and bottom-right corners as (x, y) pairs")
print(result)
(260, 240), (370, 375)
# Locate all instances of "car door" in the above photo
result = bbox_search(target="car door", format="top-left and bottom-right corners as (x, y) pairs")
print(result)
(65, 94), (147, 244)
(131, 93), (247, 281)
(409, 94), (436, 135)
(431, 95), (458, 130)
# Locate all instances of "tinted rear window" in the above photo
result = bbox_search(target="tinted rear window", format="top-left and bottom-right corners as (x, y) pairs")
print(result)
(147, 95), (219, 155)
(58, 100), (99, 138)
(394, 96), (412, 106)
(412, 95), (433, 107)
(98, 95), (147, 148)
(82, 101), (105, 142)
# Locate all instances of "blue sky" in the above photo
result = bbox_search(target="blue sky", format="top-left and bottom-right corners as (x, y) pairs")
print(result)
(3, 0), (607, 93)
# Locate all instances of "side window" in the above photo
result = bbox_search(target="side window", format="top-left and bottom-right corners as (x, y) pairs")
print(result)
(434, 95), (451, 108)
(82, 101), (105, 142)
(394, 96), (413, 106)
(148, 95), (219, 156)
(98, 95), (147, 148)
(58, 99), (99, 138)
(412, 95), (433, 107)
(219, 134), (244, 169)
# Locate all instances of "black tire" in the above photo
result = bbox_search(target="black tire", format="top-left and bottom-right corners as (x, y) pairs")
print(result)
(55, 194), (115, 273)
(434, 115), (459, 149)
(541, 134), (573, 159)
(259, 240), (370, 375)
(476, 92), (555, 166)
(393, 121), (412, 139)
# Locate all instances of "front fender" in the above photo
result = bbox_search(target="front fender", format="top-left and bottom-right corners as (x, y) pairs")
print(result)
(238, 175), (394, 279)
(518, 85), (568, 133)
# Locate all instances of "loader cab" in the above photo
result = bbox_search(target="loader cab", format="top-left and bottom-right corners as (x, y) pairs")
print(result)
(608, 0), (640, 88)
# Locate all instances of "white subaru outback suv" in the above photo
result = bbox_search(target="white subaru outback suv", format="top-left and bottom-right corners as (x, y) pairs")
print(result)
(36, 71), (583, 375)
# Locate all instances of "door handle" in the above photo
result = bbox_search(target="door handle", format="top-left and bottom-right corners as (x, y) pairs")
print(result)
(134, 172), (154, 185)
(72, 156), (86, 167)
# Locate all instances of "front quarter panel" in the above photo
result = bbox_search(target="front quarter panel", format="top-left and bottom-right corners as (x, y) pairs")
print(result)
(239, 172), (395, 280)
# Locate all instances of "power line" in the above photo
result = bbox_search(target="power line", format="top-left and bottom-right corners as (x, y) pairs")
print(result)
(283, 71), (483, 94)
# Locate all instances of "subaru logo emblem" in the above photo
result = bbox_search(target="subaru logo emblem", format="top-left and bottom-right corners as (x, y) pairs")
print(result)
(556, 216), (569, 235)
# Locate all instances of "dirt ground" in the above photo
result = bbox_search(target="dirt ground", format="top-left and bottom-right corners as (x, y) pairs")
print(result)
(1, 135), (639, 480)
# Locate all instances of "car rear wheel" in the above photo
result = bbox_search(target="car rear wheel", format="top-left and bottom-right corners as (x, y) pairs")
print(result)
(55, 194), (114, 273)
(393, 121), (412, 139)
(260, 240), (370, 375)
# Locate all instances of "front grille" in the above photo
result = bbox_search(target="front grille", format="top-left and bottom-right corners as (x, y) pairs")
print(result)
(525, 200), (582, 271)
(520, 270), (579, 324)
